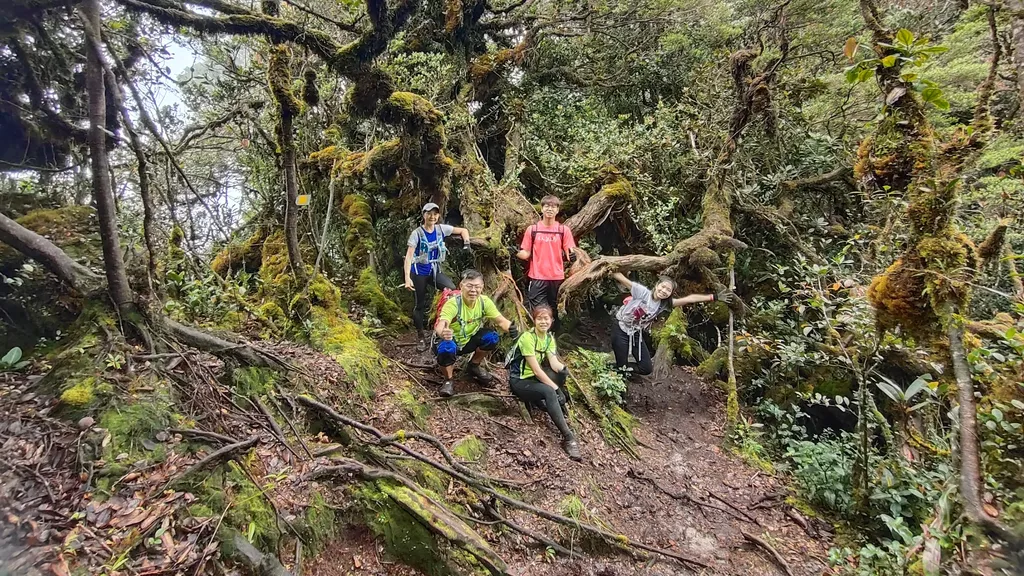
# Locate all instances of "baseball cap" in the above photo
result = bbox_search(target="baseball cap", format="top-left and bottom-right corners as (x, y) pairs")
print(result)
(421, 202), (440, 213)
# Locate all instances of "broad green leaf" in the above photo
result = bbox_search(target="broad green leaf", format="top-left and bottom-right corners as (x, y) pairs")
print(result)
(857, 67), (875, 83)
(2, 347), (21, 366)
(881, 55), (898, 67)
(896, 28), (914, 47)
(921, 87), (942, 102)
(933, 98), (950, 110)
(845, 66), (860, 84)
(905, 377), (931, 400)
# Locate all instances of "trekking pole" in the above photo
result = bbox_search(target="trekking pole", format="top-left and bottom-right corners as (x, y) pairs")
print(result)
(725, 250), (739, 429)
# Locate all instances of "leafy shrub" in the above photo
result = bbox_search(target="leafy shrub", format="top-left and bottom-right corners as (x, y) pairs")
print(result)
(784, 434), (855, 515)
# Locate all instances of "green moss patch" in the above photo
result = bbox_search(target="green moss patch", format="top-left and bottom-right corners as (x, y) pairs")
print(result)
(307, 308), (386, 400)
(452, 435), (487, 463)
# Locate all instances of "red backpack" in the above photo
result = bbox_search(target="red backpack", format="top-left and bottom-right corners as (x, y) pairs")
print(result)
(432, 288), (462, 329)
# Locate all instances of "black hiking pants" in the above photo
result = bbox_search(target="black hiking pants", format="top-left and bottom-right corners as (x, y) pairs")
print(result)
(611, 323), (653, 376)
(527, 278), (562, 330)
(510, 366), (573, 439)
(411, 271), (456, 332)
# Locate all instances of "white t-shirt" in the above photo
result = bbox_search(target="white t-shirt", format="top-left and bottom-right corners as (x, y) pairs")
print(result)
(615, 282), (668, 334)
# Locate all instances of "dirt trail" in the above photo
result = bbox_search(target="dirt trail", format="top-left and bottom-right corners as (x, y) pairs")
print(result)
(0, 326), (832, 576)
(337, 328), (834, 576)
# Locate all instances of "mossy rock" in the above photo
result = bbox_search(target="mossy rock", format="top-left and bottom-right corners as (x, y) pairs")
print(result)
(452, 435), (487, 464)
(354, 268), (408, 327)
(97, 386), (174, 457)
(296, 492), (336, 556)
(395, 383), (430, 427)
(446, 392), (511, 416)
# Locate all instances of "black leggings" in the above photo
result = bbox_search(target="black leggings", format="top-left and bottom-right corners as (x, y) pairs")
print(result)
(611, 323), (653, 376)
(411, 271), (456, 331)
(510, 366), (573, 439)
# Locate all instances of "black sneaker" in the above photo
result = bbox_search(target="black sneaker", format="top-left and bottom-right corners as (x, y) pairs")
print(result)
(440, 380), (454, 397)
(466, 362), (493, 386)
(417, 338), (430, 352)
(563, 438), (582, 461)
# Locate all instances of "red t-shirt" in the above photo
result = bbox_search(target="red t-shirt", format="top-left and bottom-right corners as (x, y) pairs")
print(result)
(520, 222), (576, 281)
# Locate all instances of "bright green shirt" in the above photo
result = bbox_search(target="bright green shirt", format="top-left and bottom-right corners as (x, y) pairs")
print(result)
(517, 330), (556, 379)
(439, 295), (501, 348)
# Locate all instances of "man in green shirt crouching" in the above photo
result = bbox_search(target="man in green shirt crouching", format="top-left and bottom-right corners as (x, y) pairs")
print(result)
(434, 269), (517, 397)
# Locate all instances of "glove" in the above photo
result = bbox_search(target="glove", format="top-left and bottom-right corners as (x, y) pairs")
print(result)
(508, 245), (520, 258)
(507, 322), (520, 340)
(568, 251), (578, 264)
(463, 243), (473, 253)
(714, 290), (736, 305)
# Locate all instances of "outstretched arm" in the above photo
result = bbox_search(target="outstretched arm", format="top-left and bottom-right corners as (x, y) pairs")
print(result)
(671, 294), (714, 307)
(610, 272), (633, 291)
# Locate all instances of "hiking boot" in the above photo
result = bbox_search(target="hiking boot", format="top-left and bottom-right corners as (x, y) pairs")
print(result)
(563, 438), (582, 461)
(466, 362), (494, 386)
(417, 338), (430, 352)
(439, 380), (455, 397)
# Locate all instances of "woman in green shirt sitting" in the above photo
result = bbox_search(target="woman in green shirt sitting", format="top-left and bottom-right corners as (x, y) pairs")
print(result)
(508, 305), (581, 461)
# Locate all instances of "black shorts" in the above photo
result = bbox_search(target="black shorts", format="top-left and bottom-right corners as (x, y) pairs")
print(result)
(527, 279), (562, 312)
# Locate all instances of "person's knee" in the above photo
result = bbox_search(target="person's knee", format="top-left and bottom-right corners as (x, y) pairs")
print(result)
(636, 363), (653, 376)
(477, 330), (500, 351)
(435, 340), (458, 366)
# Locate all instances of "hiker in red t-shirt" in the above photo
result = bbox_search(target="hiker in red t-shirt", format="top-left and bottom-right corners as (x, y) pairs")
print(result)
(516, 195), (577, 330)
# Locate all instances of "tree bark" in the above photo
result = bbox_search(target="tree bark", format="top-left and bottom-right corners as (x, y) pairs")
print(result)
(0, 212), (103, 293)
(1009, 0), (1024, 108)
(81, 0), (134, 311)
(97, 43), (158, 294)
(947, 319), (1021, 547)
(280, 99), (307, 284)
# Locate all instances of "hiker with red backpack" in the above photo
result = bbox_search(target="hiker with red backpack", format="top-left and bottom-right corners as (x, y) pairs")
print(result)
(434, 269), (518, 397)
(516, 195), (577, 330)
(404, 202), (472, 351)
(609, 272), (737, 376)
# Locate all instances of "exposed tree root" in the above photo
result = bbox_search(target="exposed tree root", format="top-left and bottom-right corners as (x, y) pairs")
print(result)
(169, 436), (259, 487)
(297, 396), (709, 569)
(742, 530), (794, 576)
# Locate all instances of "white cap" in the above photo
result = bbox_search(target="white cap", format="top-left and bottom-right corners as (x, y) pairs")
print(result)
(422, 202), (440, 213)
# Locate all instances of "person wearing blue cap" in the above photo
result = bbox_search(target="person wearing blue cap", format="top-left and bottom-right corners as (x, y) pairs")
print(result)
(404, 202), (472, 351)
(434, 269), (517, 397)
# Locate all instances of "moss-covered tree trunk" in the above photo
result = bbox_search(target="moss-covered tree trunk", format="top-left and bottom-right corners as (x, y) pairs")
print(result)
(858, 0), (1020, 549)
(269, 45), (308, 286)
